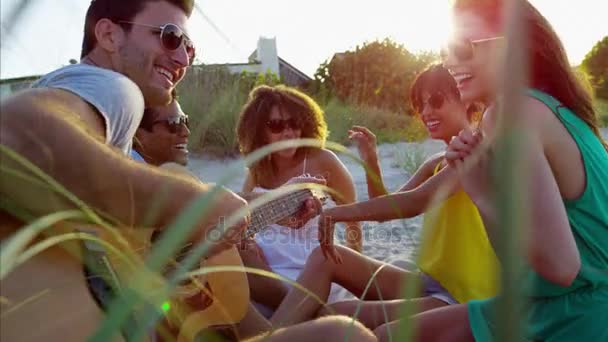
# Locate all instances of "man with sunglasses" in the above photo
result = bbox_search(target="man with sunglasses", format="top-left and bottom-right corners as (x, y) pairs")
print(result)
(0, 0), (249, 340)
(0, 0), (373, 340)
(133, 89), (191, 166)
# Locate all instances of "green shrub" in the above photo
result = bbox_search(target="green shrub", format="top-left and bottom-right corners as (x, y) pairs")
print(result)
(178, 66), (427, 155)
(595, 98), (608, 127)
(177, 67), (279, 156)
(323, 98), (428, 146)
(393, 143), (428, 175)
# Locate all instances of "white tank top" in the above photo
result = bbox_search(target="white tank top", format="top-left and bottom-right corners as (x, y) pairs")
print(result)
(251, 154), (351, 304)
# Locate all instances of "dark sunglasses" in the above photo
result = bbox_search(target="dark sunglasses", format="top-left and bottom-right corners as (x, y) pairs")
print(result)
(440, 36), (503, 62)
(266, 118), (299, 134)
(416, 93), (445, 113)
(118, 21), (196, 65)
(152, 115), (189, 133)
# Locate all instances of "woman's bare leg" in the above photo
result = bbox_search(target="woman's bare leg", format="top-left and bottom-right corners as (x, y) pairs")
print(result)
(373, 303), (473, 342)
(245, 315), (377, 342)
(271, 245), (420, 327)
(318, 297), (447, 330)
(239, 242), (288, 309)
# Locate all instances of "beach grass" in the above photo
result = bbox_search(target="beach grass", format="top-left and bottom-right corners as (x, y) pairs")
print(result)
(595, 98), (608, 127)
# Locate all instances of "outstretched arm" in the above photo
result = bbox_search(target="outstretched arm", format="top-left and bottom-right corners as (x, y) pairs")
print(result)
(322, 164), (459, 224)
(394, 152), (445, 192)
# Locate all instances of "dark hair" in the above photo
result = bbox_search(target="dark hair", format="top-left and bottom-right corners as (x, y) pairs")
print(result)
(81, 0), (194, 58)
(410, 63), (461, 113)
(453, 0), (607, 150)
(139, 88), (178, 131)
(237, 85), (328, 185)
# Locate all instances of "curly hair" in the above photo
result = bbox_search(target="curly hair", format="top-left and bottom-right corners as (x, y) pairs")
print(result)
(237, 85), (328, 185)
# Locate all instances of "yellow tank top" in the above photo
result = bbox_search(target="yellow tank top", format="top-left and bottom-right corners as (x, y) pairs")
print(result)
(417, 163), (500, 303)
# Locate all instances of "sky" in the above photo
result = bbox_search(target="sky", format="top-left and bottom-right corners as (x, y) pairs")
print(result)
(1, 0), (606, 80)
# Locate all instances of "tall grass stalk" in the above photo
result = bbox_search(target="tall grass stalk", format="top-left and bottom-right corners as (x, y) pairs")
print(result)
(492, 1), (529, 340)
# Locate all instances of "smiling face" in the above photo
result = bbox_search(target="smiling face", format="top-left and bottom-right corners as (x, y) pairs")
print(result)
(410, 64), (471, 143)
(443, 10), (504, 104)
(419, 91), (469, 142)
(114, 1), (191, 107)
(136, 100), (190, 165)
(265, 105), (302, 159)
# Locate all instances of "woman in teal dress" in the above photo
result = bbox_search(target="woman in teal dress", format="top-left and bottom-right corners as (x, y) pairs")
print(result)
(358, 0), (608, 340)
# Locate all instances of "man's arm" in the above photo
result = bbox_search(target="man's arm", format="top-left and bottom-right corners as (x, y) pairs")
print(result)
(0, 89), (247, 253)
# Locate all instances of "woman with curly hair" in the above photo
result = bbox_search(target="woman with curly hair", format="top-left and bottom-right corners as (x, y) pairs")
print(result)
(236, 84), (362, 314)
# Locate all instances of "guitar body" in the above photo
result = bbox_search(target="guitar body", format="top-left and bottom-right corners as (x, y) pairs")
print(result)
(1, 162), (317, 341)
(157, 163), (250, 339)
(177, 246), (249, 342)
(95, 225), (250, 341)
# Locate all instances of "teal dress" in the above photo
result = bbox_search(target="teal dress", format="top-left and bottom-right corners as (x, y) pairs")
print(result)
(468, 89), (608, 341)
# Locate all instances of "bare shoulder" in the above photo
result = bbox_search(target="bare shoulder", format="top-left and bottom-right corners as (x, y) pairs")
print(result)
(242, 169), (257, 193)
(520, 95), (558, 126)
(306, 148), (353, 184)
(308, 148), (355, 202)
(312, 148), (341, 161)
(520, 95), (588, 198)
(309, 148), (347, 170)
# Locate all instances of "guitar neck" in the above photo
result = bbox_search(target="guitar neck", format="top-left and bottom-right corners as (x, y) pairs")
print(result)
(244, 189), (316, 239)
(153, 189), (322, 261)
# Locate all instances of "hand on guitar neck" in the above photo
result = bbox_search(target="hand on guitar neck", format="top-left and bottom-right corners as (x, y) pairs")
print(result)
(158, 162), (250, 258)
(159, 164), (326, 256)
(274, 174), (326, 229)
(137, 165), (329, 341)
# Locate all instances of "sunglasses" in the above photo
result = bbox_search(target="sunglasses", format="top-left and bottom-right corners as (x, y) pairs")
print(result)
(416, 93), (445, 113)
(266, 118), (299, 134)
(152, 115), (189, 133)
(118, 21), (196, 65)
(440, 36), (504, 62)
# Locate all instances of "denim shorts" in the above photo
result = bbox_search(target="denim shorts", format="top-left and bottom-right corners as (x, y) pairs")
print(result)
(421, 273), (459, 305)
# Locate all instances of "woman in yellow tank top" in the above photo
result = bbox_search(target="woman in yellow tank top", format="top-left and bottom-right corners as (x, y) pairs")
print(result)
(269, 64), (499, 332)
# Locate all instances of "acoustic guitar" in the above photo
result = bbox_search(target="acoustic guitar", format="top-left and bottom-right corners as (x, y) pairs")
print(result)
(85, 163), (325, 342)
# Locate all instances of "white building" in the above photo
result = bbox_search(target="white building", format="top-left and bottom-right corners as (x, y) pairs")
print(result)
(0, 38), (312, 100)
(211, 37), (312, 87)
